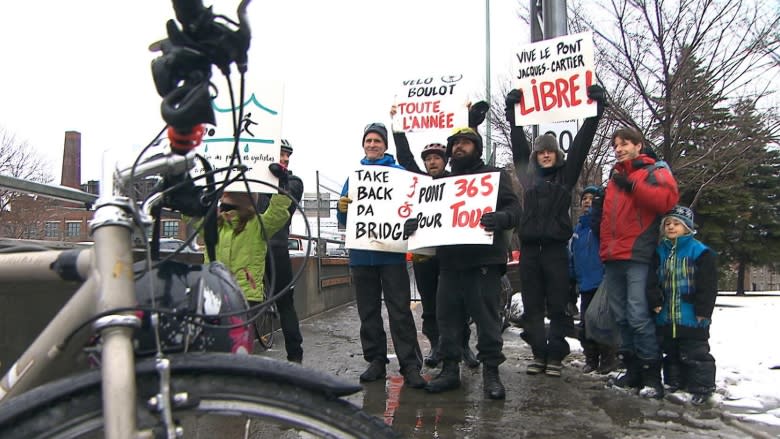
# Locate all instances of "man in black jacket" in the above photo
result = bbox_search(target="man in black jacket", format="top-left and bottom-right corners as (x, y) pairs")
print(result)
(261, 139), (304, 362)
(506, 85), (607, 377)
(406, 127), (521, 399)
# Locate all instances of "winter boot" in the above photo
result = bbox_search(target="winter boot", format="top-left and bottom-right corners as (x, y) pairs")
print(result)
(613, 351), (642, 391)
(662, 355), (684, 393)
(545, 359), (563, 377)
(462, 344), (480, 369)
(424, 340), (441, 367)
(581, 339), (600, 373)
(482, 365), (506, 400)
(526, 357), (546, 375)
(359, 359), (387, 382)
(402, 367), (427, 389)
(596, 344), (619, 374)
(425, 361), (461, 393)
(638, 359), (665, 399)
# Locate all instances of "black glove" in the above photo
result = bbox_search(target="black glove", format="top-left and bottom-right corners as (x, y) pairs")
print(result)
(586, 84), (608, 116)
(480, 211), (511, 232)
(611, 172), (633, 193)
(269, 163), (289, 190)
(403, 217), (419, 239)
(468, 100), (489, 128)
(504, 89), (522, 126)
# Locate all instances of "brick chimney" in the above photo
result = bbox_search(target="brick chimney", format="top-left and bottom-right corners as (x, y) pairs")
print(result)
(61, 131), (81, 189)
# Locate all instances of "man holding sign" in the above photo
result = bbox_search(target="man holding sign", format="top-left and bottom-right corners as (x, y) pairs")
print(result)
(336, 123), (425, 389)
(407, 127), (521, 400)
(505, 80), (607, 378)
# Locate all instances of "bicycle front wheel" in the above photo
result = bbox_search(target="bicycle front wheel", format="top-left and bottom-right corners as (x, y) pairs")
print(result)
(0, 354), (398, 439)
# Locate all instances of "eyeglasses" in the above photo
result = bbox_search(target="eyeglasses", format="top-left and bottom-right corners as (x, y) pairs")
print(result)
(364, 122), (386, 132)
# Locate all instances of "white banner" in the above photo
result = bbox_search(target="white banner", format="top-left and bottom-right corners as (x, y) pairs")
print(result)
(392, 73), (469, 133)
(192, 81), (285, 193)
(343, 167), (500, 253)
(512, 32), (597, 125)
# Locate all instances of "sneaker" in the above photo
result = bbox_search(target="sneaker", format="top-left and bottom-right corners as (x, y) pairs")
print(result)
(403, 368), (427, 389)
(359, 360), (386, 382)
(691, 393), (711, 406)
(638, 385), (663, 399)
(545, 360), (562, 377)
(526, 358), (546, 375)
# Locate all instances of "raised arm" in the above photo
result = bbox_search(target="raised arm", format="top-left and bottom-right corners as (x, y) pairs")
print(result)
(561, 85), (607, 190)
(505, 90), (532, 187)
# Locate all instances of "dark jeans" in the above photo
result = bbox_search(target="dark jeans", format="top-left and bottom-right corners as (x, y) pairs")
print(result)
(352, 264), (422, 372)
(437, 266), (505, 367)
(266, 245), (303, 360)
(413, 258), (471, 348)
(660, 336), (716, 395)
(604, 261), (659, 361)
(519, 242), (572, 361)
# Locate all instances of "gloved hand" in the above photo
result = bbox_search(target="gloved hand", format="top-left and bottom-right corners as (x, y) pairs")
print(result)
(337, 196), (352, 213)
(480, 211), (511, 232)
(504, 89), (522, 126)
(268, 163), (289, 191)
(403, 217), (419, 239)
(468, 100), (489, 128)
(611, 173), (633, 192)
(586, 84), (609, 116)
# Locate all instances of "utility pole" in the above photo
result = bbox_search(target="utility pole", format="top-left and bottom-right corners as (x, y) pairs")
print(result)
(528, 0), (567, 140)
(484, 0), (492, 164)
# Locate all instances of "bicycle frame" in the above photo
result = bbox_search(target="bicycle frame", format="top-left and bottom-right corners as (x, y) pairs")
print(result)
(0, 151), (197, 439)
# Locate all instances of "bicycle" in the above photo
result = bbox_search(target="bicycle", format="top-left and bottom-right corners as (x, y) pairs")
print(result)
(0, 1), (397, 438)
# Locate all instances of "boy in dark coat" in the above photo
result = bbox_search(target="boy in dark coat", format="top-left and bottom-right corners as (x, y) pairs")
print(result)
(652, 205), (718, 405)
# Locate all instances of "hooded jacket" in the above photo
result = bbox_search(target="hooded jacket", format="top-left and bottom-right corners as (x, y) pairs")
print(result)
(205, 194), (292, 302)
(654, 234), (718, 340)
(569, 210), (604, 292)
(338, 153), (407, 267)
(511, 114), (601, 243)
(598, 156), (679, 263)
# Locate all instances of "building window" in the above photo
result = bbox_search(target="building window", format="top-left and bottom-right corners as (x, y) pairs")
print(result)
(162, 220), (179, 238)
(66, 221), (81, 238)
(45, 221), (60, 238)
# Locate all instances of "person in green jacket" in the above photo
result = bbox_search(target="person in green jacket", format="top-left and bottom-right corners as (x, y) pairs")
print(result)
(212, 190), (291, 303)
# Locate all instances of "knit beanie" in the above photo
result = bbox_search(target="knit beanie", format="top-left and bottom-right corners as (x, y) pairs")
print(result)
(445, 127), (483, 157)
(362, 123), (388, 150)
(581, 185), (603, 201)
(662, 205), (696, 234)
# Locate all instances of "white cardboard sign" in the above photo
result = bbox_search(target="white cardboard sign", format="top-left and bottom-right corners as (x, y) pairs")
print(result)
(392, 73), (469, 133)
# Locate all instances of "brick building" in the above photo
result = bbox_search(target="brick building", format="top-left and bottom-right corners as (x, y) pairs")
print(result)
(1, 131), (188, 243)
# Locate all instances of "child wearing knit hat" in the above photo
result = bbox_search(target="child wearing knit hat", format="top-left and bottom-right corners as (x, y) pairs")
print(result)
(651, 205), (719, 405)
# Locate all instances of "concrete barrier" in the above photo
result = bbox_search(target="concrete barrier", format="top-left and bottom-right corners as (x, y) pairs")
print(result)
(0, 249), (355, 380)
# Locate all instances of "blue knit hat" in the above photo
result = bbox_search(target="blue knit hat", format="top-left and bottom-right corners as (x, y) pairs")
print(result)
(663, 205), (696, 234)
(581, 185), (603, 201)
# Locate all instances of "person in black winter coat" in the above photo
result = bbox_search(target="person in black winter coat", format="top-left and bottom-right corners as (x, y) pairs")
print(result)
(506, 84), (607, 377)
(390, 103), (488, 369)
(406, 127), (521, 400)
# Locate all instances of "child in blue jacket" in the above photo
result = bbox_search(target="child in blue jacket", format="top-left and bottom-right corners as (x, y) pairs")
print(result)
(653, 205), (718, 405)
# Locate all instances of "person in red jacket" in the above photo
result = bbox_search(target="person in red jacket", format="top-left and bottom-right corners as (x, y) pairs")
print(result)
(595, 126), (678, 398)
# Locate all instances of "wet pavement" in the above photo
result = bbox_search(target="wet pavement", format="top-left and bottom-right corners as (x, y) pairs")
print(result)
(260, 302), (778, 438)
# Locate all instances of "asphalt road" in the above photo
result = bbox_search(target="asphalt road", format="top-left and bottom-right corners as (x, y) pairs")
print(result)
(259, 301), (778, 439)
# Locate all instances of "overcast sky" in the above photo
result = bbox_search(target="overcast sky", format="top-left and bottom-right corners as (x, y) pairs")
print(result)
(0, 1), (528, 195)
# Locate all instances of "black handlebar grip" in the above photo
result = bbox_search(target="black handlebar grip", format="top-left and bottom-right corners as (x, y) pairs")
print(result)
(172, 0), (206, 28)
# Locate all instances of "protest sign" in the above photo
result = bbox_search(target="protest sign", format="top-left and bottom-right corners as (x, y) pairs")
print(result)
(192, 81), (284, 193)
(511, 32), (596, 125)
(345, 166), (429, 253)
(406, 172), (500, 251)
(392, 74), (469, 133)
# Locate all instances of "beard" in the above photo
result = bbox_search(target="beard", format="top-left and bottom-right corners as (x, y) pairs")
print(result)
(449, 149), (481, 173)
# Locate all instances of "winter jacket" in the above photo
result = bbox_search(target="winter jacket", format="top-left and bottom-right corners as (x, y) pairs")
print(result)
(338, 153), (407, 267)
(598, 156), (679, 263)
(569, 210), (604, 292)
(654, 234), (718, 340)
(511, 114), (601, 243)
(204, 194), (291, 302)
(258, 172), (303, 248)
(436, 160), (522, 272)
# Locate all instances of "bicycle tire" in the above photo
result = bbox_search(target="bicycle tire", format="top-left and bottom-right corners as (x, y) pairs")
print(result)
(254, 305), (276, 350)
(0, 354), (399, 439)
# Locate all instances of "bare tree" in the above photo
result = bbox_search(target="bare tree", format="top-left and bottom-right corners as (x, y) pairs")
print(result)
(0, 126), (54, 218)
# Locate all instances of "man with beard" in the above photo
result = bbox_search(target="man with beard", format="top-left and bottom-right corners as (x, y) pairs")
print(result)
(405, 127), (521, 399)
(505, 84), (607, 377)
